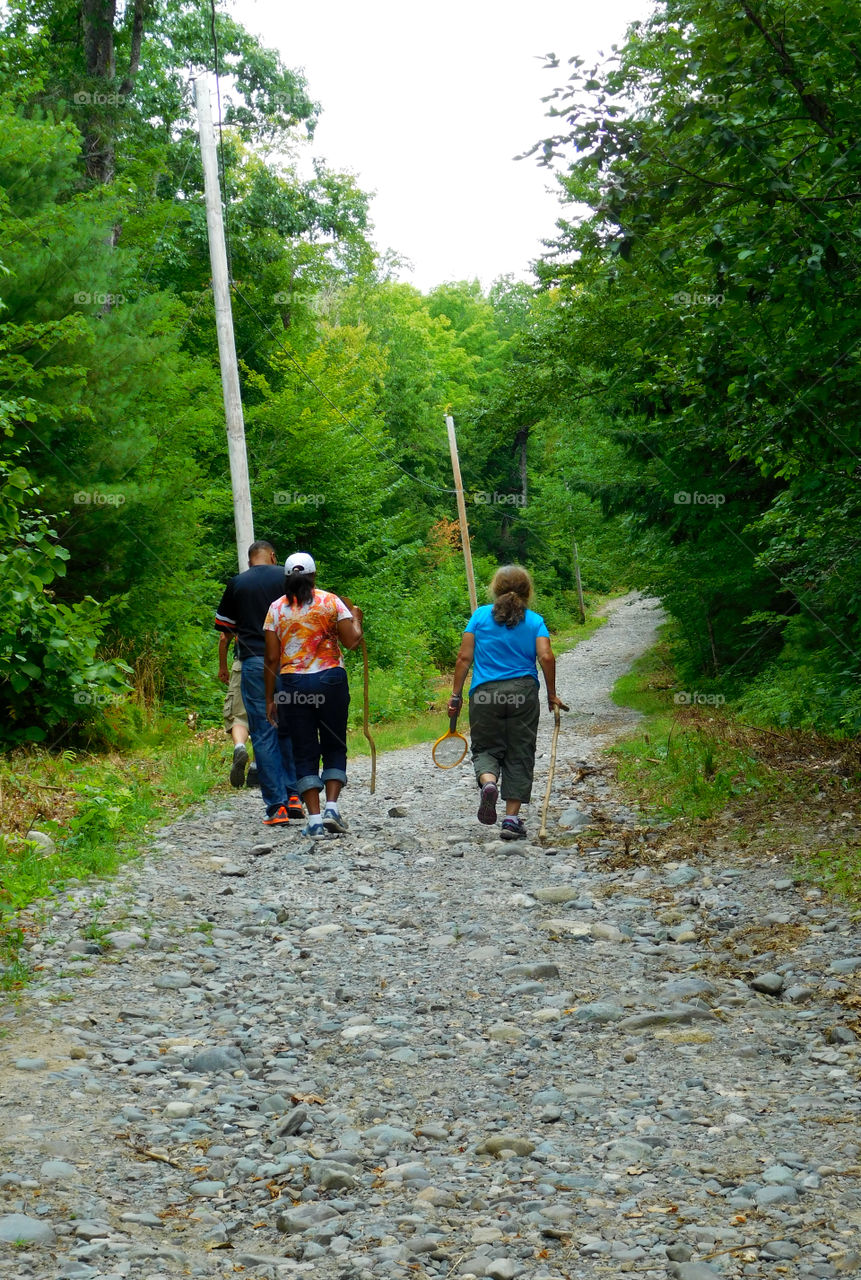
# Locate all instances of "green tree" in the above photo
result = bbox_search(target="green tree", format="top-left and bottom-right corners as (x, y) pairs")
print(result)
(529, 0), (861, 708)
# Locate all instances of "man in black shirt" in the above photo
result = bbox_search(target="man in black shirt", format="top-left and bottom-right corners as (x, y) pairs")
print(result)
(215, 541), (302, 825)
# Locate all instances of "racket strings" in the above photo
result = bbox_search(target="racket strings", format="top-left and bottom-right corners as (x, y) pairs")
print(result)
(432, 733), (468, 768)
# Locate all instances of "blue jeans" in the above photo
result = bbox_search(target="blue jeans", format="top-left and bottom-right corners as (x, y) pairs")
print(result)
(276, 667), (349, 795)
(240, 656), (298, 815)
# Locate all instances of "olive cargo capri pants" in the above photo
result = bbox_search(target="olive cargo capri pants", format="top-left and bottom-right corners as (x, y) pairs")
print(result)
(468, 676), (541, 802)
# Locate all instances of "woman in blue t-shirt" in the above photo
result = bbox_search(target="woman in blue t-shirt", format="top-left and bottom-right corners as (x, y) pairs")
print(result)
(448, 565), (564, 840)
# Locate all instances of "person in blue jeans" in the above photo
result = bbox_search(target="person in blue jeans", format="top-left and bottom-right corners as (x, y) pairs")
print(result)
(214, 542), (303, 825)
(264, 551), (364, 837)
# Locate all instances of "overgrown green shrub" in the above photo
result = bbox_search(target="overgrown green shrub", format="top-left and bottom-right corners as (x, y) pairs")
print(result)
(0, 459), (131, 746)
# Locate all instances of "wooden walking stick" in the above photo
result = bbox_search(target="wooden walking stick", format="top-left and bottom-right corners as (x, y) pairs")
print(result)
(361, 637), (376, 794)
(538, 702), (568, 843)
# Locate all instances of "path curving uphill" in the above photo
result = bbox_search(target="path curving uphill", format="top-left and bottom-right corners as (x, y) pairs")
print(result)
(2, 592), (860, 1280)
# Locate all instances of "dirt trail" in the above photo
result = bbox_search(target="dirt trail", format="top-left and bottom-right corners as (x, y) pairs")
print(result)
(2, 591), (860, 1280)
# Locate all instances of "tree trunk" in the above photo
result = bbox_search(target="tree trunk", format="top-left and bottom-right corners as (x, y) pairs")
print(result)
(120, 0), (152, 96)
(82, 0), (117, 79)
(81, 0), (118, 183)
(514, 426), (528, 508)
(705, 610), (720, 677)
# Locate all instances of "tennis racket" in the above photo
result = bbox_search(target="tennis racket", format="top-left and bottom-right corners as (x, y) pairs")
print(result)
(432, 714), (469, 769)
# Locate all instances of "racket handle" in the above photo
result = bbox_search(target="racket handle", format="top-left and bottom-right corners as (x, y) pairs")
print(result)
(449, 713), (458, 733)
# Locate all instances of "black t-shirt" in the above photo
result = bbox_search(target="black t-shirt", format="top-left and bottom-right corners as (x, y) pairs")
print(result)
(214, 564), (286, 660)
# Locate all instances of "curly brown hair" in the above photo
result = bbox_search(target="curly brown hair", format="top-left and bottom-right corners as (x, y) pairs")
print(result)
(490, 565), (533, 629)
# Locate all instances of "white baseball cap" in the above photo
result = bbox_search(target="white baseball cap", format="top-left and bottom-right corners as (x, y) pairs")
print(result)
(285, 551), (316, 575)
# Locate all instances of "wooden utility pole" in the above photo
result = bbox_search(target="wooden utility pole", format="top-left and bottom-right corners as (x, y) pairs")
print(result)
(572, 539), (586, 624)
(445, 413), (478, 614)
(195, 74), (254, 572)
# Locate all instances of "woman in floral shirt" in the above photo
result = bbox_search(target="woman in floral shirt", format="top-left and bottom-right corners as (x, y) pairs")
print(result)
(264, 552), (364, 837)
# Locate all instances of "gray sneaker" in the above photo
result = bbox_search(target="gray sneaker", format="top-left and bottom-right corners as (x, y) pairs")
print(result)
(301, 820), (328, 839)
(229, 743), (249, 787)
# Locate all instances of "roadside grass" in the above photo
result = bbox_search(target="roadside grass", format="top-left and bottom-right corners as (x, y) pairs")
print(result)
(0, 598), (610, 991)
(0, 727), (223, 991)
(610, 635), (861, 908)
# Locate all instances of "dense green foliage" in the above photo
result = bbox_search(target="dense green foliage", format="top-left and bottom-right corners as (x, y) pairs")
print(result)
(2, 0), (855, 746)
(0, 0), (631, 747)
(530, 0), (861, 730)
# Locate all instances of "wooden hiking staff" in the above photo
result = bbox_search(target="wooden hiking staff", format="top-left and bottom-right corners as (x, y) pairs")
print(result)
(360, 637), (376, 793)
(538, 702), (568, 842)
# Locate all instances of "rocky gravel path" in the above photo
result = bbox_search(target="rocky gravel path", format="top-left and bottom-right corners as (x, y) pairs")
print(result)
(2, 593), (861, 1280)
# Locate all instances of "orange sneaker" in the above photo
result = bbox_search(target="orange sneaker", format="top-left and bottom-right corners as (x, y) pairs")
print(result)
(262, 805), (290, 826)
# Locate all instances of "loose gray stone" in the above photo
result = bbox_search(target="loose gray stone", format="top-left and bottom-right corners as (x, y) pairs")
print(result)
(486, 1261), (518, 1280)
(153, 970), (193, 989)
(39, 1160), (77, 1181)
(503, 963), (560, 980)
(0, 1212), (56, 1244)
(276, 1105), (308, 1136)
(558, 807), (591, 830)
(478, 1134), (536, 1157)
(618, 1003), (717, 1030)
(532, 886), (578, 904)
(105, 930), (144, 951)
(25, 829), (56, 855)
(574, 1001), (625, 1024)
(187, 1046), (245, 1072)
(276, 1204), (340, 1234)
(755, 1184), (799, 1206)
(750, 971), (785, 995)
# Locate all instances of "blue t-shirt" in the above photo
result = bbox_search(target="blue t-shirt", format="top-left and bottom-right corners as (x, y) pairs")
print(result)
(465, 605), (550, 690)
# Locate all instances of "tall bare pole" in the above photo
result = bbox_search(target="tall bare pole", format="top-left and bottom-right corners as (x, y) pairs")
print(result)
(572, 539), (586, 624)
(445, 413), (478, 614)
(195, 74), (254, 572)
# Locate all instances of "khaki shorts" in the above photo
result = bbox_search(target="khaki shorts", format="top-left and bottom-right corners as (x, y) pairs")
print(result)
(223, 660), (249, 734)
(468, 676), (540, 802)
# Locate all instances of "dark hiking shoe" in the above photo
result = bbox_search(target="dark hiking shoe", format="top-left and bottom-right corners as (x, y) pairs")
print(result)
(230, 743), (249, 787)
(499, 817), (527, 841)
(245, 763), (259, 788)
(477, 781), (498, 825)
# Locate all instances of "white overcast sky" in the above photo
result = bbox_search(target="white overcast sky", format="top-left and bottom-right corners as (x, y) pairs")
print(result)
(234, 0), (653, 292)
